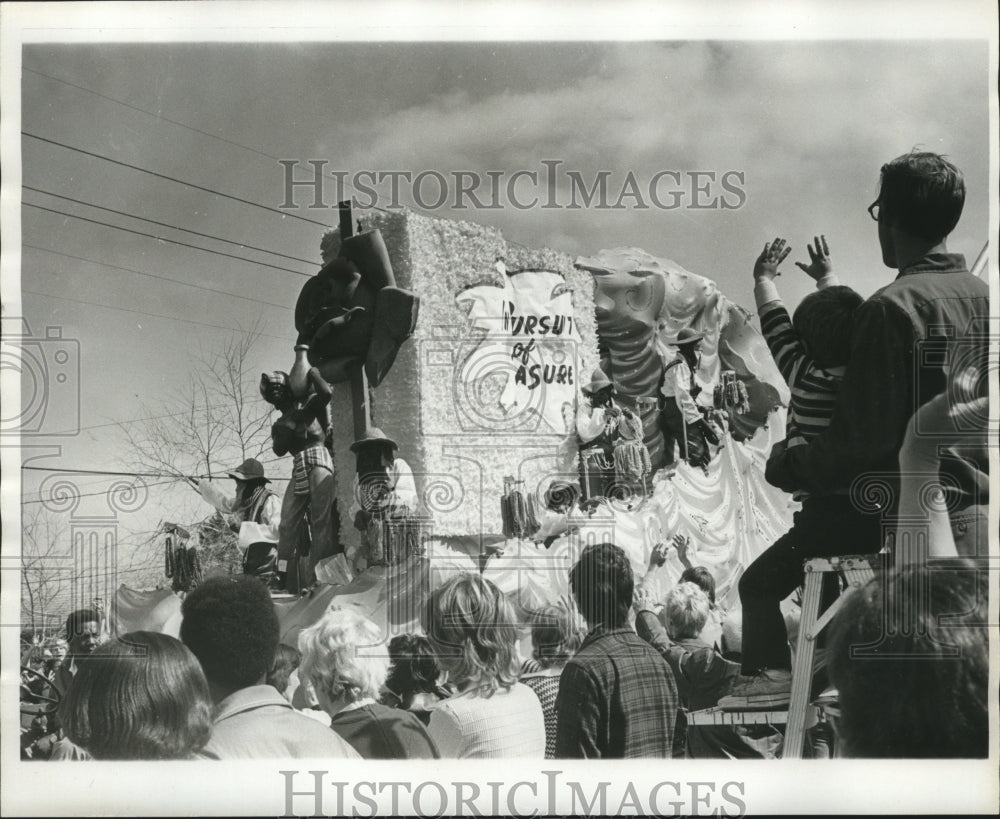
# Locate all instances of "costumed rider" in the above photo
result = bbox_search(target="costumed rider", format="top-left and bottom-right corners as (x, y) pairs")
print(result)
(348, 427), (418, 573)
(195, 458), (281, 586)
(576, 368), (628, 501)
(260, 369), (340, 591)
(658, 327), (721, 471)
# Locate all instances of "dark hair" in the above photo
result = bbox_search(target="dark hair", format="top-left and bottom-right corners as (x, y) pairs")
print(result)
(529, 602), (586, 669)
(876, 151), (965, 243)
(680, 566), (716, 605)
(59, 631), (212, 760)
(266, 644), (301, 695)
(385, 634), (442, 700)
(829, 564), (988, 758)
(792, 285), (864, 369)
(569, 542), (633, 629)
(544, 481), (580, 512)
(180, 575), (279, 691)
(66, 609), (100, 641)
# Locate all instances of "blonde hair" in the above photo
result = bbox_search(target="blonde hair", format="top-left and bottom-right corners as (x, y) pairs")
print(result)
(297, 608), (388, 704)
(422, 573), (519, 696)
(664, 582), (711, 640)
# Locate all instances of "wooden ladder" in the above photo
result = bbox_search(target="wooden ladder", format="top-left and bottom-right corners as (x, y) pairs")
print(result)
(783, 553), (878, 758)
(687, 553), (878, 758)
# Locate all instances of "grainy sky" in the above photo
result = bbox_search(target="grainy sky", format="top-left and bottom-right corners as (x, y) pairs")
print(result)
(12, 29), (993, 582)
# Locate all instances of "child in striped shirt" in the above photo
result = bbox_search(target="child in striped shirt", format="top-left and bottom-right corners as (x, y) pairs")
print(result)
(719, 235), (863, 710)
(753, 235), (862, 465)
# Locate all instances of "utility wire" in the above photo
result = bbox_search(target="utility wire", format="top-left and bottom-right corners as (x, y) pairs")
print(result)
(23, 131), (333, 228)
(21, 287), (291, 341)
(21, 478), (177, 505)
(24, 202), (312, 277)
(26, 244), (293, 312)
(24, 186), (319, 267)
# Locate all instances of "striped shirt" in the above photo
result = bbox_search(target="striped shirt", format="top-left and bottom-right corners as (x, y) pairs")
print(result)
(755, 277), (845, 449)
(292, 444), (333, 495)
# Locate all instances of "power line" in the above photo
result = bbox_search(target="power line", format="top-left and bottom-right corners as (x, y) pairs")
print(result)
(26, 244), (293, 312)
(21, 287), (291, 341)
(24, 202), (312, 277)
(24, 186), (319, 267)
(22, 466), (211, 478)
(23, 131), (332, 228)
(21, 478), (178, 505)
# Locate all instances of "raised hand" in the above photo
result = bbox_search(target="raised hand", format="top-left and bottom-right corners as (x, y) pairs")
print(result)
(795, 234), (832, 281)
(753, 237), (792, 281)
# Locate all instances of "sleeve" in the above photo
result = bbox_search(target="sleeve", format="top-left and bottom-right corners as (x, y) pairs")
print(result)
(389, 459), (417, 510)
(754, 282), (807, 387)
(554, 662), (603, 759)
(259, 493), (282, 542)
(426, 703), (465, 758)
(635, 610), (672, 655)
(198, 480), (237, 514)
(348, 474), (361, 519)
(576, 405), (606, 443)
(669, 362), (703, 424)
(765, 298), (915, 495)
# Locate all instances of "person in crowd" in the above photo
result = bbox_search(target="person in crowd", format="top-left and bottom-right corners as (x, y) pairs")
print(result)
(58, 631), (212, 760)
(659, 328), (720, 470)
(266, 643), (302, 702)
(180, 575), (358, 759)
(635, 582), (773, 758)
(194, 459), (282, 586)
(298, 608), (439, 760)
(52, 609), (102, 697)
(743, 152), (989, 707)
(381, 633), (451, 726)
(895, 349), (989, 562)
(423, 574), (546, 758)
(520, 601), (587, 759)
(556, 542), (679, 758)
(724, 235), (863, 708)
(829, 563), (988, 757)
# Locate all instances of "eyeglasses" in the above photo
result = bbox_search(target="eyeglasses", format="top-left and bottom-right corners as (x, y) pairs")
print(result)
(867, 201), (881, 222)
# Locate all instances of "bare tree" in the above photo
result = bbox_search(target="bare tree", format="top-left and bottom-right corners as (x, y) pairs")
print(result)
(21, 505), (70, 635)
(118, 322), (276, 578)
(120, 322), (273, 484)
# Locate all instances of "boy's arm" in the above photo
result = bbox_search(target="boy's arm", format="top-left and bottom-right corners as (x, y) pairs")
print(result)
(753, 238), (807, 385)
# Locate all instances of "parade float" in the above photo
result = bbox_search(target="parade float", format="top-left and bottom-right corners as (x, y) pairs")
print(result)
(111, 207), (797, 645)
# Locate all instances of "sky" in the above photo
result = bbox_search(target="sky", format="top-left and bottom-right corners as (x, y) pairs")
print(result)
(7, 23), (994, 589)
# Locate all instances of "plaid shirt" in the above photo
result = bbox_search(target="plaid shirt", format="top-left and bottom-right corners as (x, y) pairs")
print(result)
(555, 625), (679, 758)
(292, 444), (333, 495)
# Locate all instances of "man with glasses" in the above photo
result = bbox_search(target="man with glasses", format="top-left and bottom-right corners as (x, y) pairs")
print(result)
(726, 151), (988, 709)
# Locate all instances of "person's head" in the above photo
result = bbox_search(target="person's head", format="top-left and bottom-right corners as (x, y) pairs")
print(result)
(528, 601), (586, 669)
(43, 637), (69, 671)
(872, 151), (965, 267)
(266, 644), (301, 701)
(298, 608), (388, 712)
(664, 582), (711, 641)
(180, 575), (280, 698)
(679, 565), (716, 606)
(829, 563), (988, 758)
(422, 573), (519, 695)
(320, 229), (339, 265)
(226, 458), (270, 501)
(544, 481), (580, 514)
(59, 631), (212, 760)
(790, 285), (863, 369)
(259, 371), (291, 407)
(385, 633), (443, 702)
(675, 327), (704, 362)
(569, 542), (634, 629)
(65, 608), (101, 658)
